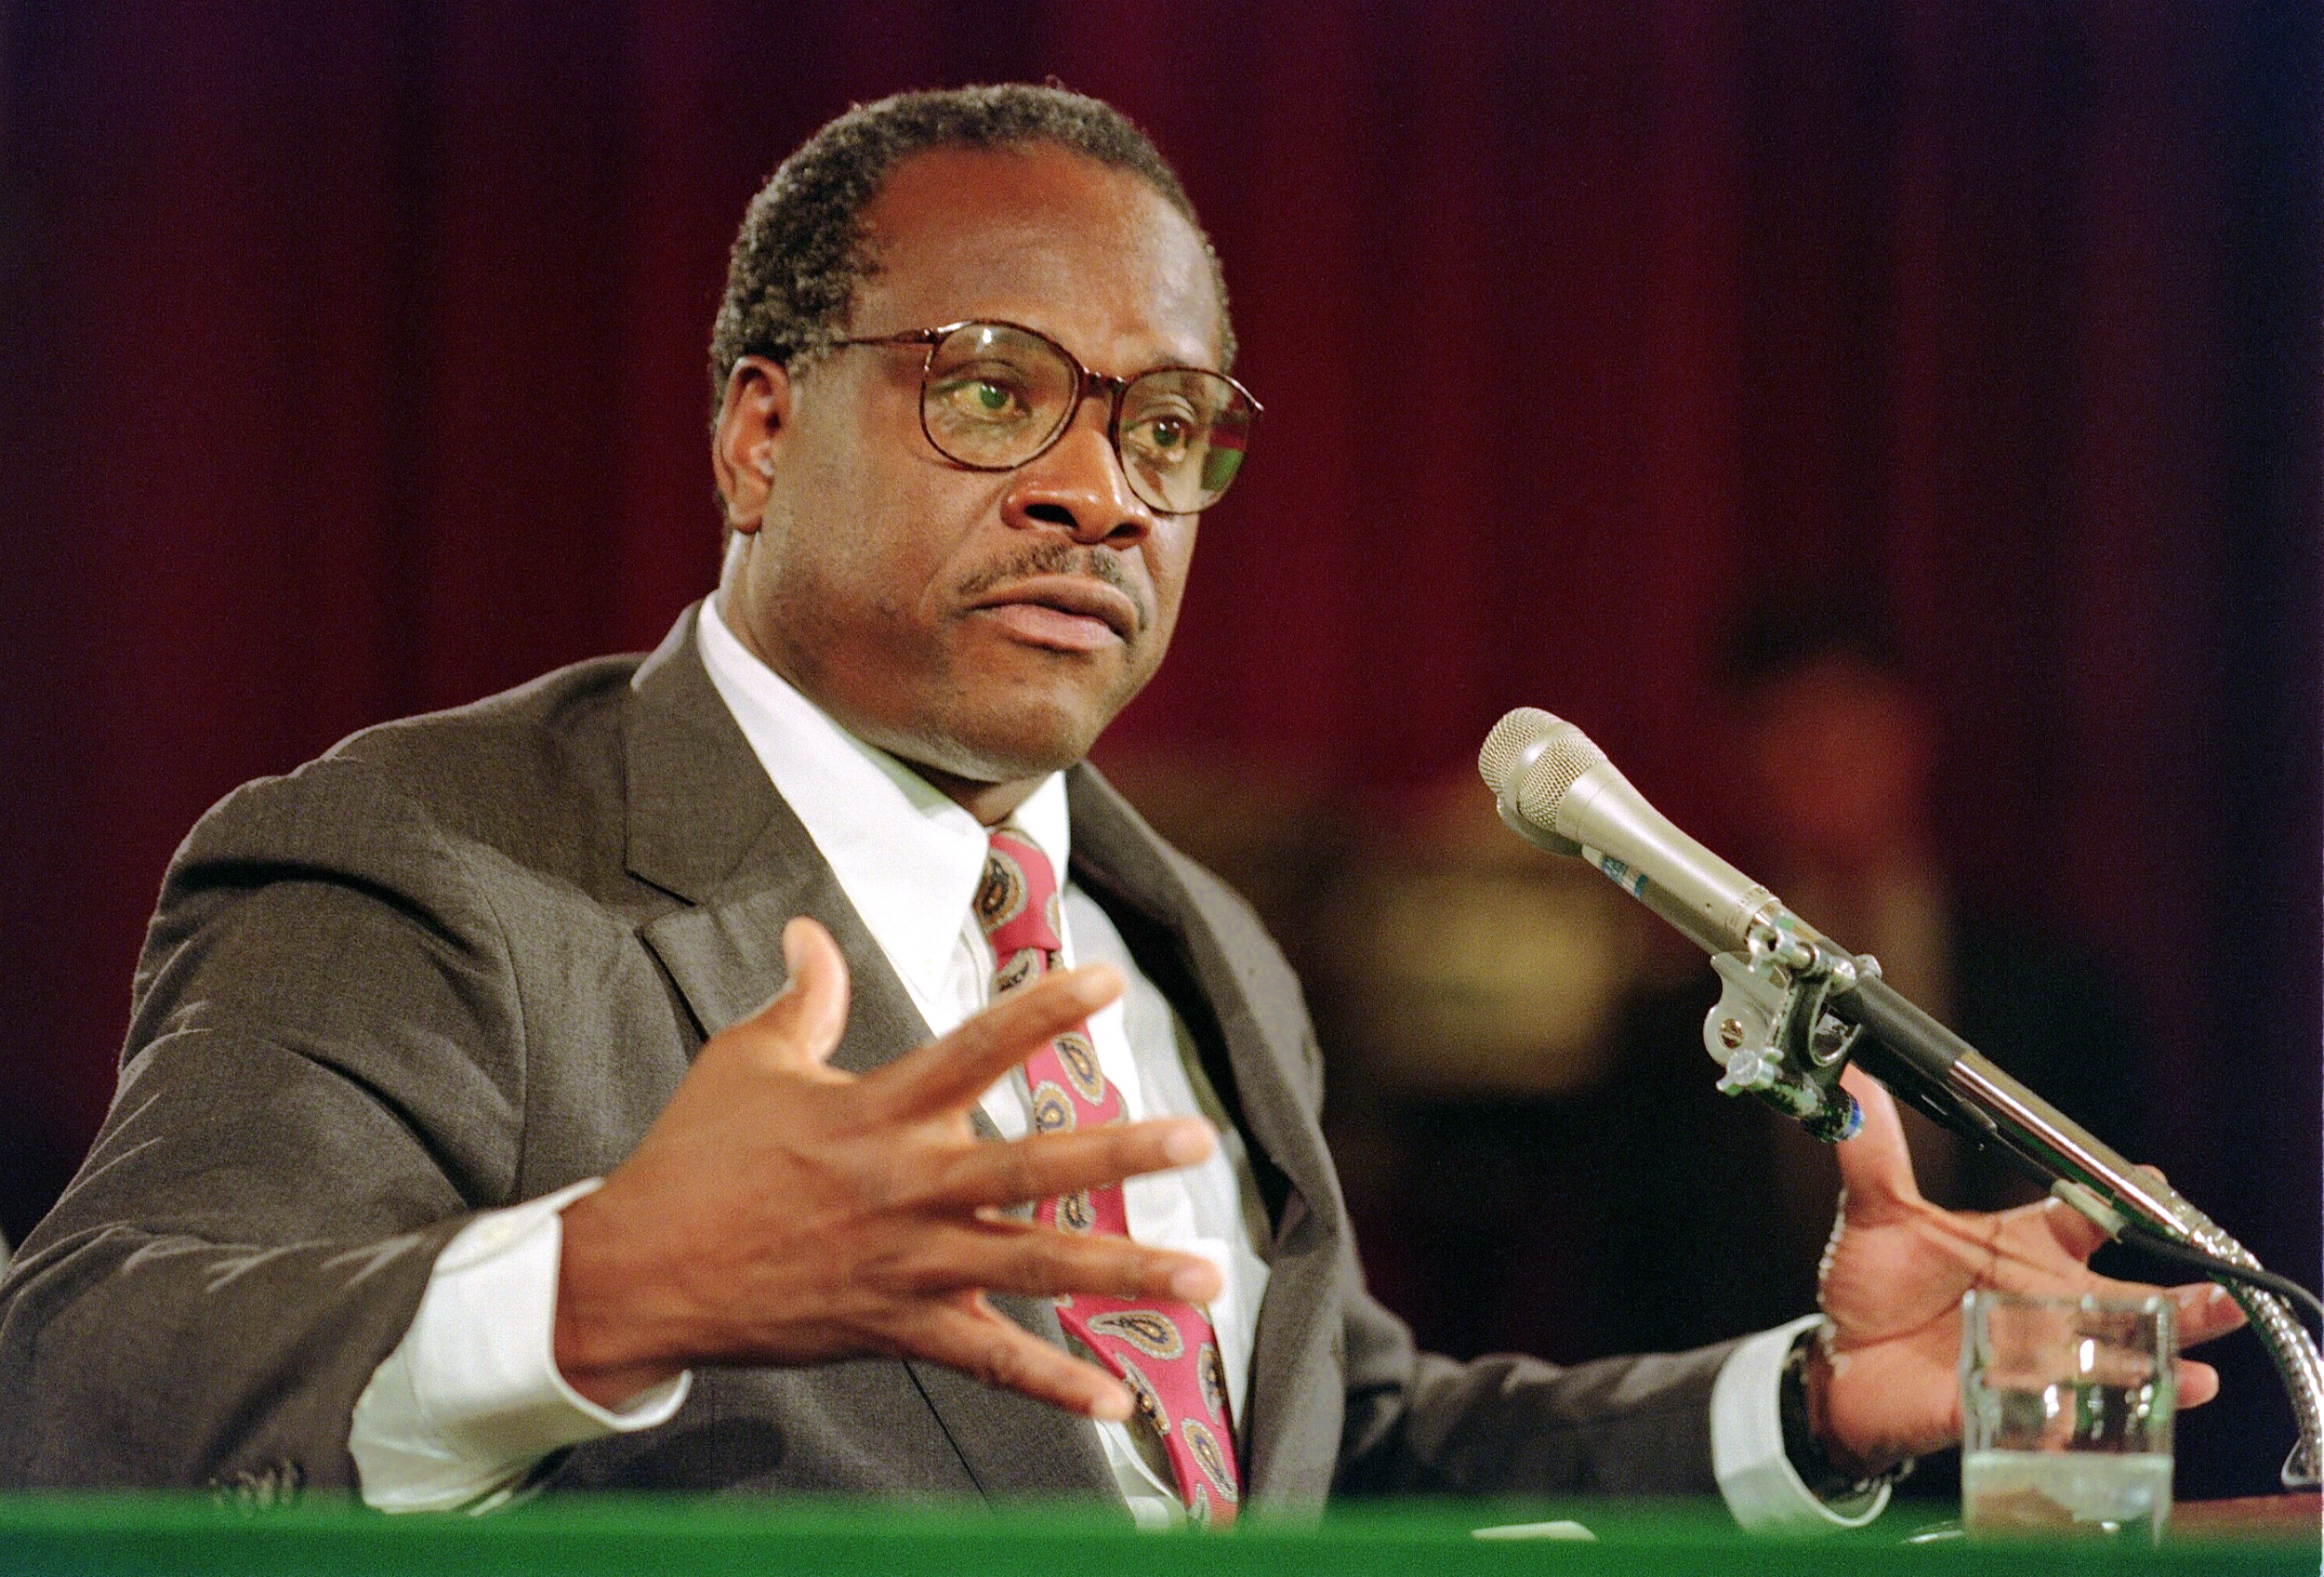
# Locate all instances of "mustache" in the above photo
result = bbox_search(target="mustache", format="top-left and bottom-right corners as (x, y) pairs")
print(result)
(956, 541), (1153, 635)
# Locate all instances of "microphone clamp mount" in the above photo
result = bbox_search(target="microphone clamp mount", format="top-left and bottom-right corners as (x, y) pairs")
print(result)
(1702, 907), (1871, 1143)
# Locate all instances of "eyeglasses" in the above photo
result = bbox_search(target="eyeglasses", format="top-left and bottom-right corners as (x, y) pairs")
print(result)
(825, 319), (1261, 515)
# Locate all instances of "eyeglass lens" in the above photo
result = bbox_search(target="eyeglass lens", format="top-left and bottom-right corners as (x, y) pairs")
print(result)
(920, 323), (1252, 514)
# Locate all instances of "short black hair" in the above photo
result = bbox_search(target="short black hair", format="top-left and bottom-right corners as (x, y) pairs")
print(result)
(708, 84), (1233, 422)
(1722, 601), (1906, 693)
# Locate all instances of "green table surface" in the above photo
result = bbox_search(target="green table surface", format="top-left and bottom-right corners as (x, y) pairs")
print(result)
(0, 1494), (2313, 1575)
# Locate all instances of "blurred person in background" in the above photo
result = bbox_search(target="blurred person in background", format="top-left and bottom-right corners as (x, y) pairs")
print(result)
(1722, 608), (2146, 1214)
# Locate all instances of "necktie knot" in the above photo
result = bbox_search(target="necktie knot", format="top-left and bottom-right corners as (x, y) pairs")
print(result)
(977, 827), (1063, 959)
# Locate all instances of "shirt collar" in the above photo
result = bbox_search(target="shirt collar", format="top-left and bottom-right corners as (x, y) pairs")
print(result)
(694, 597), (1072, 1001)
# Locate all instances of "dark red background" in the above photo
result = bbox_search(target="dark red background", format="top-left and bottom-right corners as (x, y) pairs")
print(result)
(1, 1), (2315, 1497)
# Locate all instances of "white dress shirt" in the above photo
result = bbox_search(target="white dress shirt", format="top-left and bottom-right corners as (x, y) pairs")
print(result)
(350, 601), (1874, 1532)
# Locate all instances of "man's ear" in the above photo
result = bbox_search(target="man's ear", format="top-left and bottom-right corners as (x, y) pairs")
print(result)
(711, 355), (795, 534)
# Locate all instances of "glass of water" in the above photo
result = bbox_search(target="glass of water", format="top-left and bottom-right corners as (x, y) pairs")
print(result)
(1960, 1290), (2176, 1543)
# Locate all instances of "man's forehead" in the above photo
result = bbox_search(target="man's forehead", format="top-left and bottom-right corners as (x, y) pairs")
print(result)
(849, 144), (1224, 370)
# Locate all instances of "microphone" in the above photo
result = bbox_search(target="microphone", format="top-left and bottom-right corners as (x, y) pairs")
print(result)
(1480, 706), (1876, 1138)
(1478, 704), (2241, 1256)
(1478, 706), (1808, 961)
(1479, 702), (2195, 1163)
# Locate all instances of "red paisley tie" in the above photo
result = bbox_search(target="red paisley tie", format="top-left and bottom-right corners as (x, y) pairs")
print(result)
(974, 828), (1242, 1527)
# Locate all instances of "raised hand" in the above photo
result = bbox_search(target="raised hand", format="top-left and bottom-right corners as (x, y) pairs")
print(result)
(1807, 1064), (2247, 1476)
(551, 916), (1221, 1420)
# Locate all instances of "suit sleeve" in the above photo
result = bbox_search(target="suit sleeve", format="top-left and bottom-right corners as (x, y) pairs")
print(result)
(1331, 1234), (1732, 1497)
(0, 756), (525, 1491)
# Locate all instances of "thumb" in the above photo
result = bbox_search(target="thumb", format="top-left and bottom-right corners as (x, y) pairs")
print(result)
(730, 916), (852, 1073)
(1833, 1062), (1922, 1217)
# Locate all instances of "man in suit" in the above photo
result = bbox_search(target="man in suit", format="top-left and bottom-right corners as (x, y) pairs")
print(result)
(0, 86), (2239, 1523)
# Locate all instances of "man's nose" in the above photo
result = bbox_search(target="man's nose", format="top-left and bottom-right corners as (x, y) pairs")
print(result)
(1000, 401), (1156, 546)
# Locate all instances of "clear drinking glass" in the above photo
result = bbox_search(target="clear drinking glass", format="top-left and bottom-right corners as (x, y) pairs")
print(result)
(1960, 1290), (2176, 1543)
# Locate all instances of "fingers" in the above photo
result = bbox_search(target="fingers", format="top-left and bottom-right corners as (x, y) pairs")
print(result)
(720, 917), (852, 1074)
(862, 963), (1126, 1121)
(888, 1216), (1224, 1306)
(2175, 1358), (2221, 1409)
(778, 917), (852, 1065)
(2036, 1193), (2115, 1263)
(2018, 1255), (2250, 1347)
(931, 1120), (1215, 1212)
(1833, 1063), (1923, 1215)
(2172, 1280), (2248, 1346)
(916, 1296), (1135, 1422)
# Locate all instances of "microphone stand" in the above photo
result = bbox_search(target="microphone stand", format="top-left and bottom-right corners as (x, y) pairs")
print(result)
(1698, 904), (2324, 1491)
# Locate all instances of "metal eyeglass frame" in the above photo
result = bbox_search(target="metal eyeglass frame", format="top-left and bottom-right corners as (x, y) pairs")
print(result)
(824, 318), (1261, 516)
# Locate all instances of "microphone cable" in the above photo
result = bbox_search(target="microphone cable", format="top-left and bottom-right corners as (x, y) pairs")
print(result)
(2110, 1222), (2324, 1332)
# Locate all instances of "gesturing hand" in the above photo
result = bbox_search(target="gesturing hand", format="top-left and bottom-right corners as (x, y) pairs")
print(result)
(1808, 1064), (2248, 1476)
(552, 916), (1221, 1421)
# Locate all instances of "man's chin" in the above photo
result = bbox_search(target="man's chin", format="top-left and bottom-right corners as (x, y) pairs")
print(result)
(897, 713), (1105, 788)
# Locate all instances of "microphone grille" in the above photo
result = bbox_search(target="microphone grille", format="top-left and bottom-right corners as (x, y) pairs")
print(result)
(1479, 708), (1560, 797)
(1480, 707), (1608, 832)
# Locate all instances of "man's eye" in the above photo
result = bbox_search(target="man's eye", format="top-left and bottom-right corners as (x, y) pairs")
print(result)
(1126, 411), (1199, 465)
(932, 374), (1033, 423)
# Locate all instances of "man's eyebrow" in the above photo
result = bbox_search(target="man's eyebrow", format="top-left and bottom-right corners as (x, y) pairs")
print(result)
(1124, 342), (1226, 375)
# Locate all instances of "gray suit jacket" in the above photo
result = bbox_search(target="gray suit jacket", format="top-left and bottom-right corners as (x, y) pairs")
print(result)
(0, 606), (1732, 1509)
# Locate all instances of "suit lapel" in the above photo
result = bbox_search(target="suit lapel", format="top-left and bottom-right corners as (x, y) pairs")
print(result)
(619, 605), (1115, 1501)
(1065, 766), (1349, 1508)
(622, 607), (924, 1070)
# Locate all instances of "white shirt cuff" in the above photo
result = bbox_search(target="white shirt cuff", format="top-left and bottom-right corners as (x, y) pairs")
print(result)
(1710, 1315), (1891, 1533)
(350, 1179), (693, 1512)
